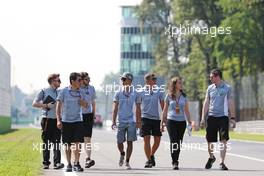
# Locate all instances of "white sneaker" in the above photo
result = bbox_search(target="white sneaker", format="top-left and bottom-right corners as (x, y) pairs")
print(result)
(119, 154), (125, 166)
(125, 162), (132, 170)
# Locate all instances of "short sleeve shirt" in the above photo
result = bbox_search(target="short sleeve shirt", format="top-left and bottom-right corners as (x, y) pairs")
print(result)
(113, 89), (141, 123)
(34, 87), (59, 119)
(57, 86), (85, 122)
(165, 93), (187, 122)
(138, 87), (165, 120)
(80, 85), (96, 114)
(207, 81), (233, 117)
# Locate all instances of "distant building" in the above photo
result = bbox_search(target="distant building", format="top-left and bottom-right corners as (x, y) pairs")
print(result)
(120, 5), (164, 86)
(0, 45), (11, 133)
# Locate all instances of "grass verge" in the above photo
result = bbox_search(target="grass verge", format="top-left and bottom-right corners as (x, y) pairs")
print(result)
(0, 128), (42, 176)
(193, 129), (264, 142)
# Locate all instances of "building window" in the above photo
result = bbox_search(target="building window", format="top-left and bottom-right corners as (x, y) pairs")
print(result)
(122, 7), (136, 19)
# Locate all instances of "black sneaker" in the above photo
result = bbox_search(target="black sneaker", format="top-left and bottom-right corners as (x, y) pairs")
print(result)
(85, 159), (95, 168)
(144, 160), (153, 168)
(43, 164), (49, 169)
(172, 161), (179, 170)
(54, 163), (64, 170)
(73, 162), (84, 172)
(66, 164), (72, 172)
(205, 156), (216, 169)
(150, 155), (156, 167)
(220, 163), (228, 170)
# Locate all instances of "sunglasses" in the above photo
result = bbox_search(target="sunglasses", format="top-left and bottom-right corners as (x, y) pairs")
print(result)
(121, 77), (126, 82)
(83, 77), (90, 81)
(54, 79), (61, 83)
(76, 79), (82, 82)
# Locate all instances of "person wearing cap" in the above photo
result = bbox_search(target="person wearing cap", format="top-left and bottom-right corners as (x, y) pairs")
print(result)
(138, 73), (165, 168)
(80, 72), (96, 168)
(56, 72), (88, 172)
(111, 72), (141, 170)
(32, 73), (64, 170)
(200, 68), (236, 170)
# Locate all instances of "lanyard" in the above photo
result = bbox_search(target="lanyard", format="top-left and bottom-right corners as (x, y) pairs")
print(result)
(175, 94), (181, 114)
(175, 94), (181, 105)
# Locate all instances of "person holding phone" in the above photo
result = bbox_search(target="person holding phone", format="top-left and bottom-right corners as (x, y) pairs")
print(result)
(161, 77), (192, 170)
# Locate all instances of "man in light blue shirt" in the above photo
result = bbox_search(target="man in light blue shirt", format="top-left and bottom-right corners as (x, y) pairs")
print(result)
(80, 72), (96, 168)
(200, 68), (236, 170)
(138, 73), (164, 168)
(56, 72), (88, 172)
(32, 73), (64, 170)
(112, 72), (141, 170)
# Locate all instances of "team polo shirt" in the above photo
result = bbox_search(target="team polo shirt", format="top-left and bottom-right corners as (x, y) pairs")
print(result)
(57, 86), (85, 123)
(138, 87), (165, 120)
(34, 87), (59, 119)
(165, 93), (187, 122)
(113, 89), (140, 123)
(207, 81), (233, 117)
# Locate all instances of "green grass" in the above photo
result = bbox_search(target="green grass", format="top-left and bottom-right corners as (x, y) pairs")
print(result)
(0, 128), (42, 176)
(0, 116), (11, 134)
(193, 129), (264, 142)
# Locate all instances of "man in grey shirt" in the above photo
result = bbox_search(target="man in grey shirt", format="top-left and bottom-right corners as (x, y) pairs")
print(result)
(138, 73), (164, 168)
(200, 68), (236, 170)
(80, 72), (96, 168)
(56, 72), (88, 172)
(112, 72), (141, 170)
(32, 73), (64, 170)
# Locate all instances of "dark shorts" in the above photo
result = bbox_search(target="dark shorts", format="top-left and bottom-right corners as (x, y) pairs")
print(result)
(82, 113), (94, 138)
(140, 118), (162, 137)
(206, 116), (229, 142)
(62, 122), (84, 144)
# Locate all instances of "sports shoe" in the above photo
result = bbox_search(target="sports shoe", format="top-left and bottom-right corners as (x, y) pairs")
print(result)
(150, 155), (156, 167)
(85, 158), (95, 168)
(125, 162), (132, 170)
(54, 163), (64, 170)
(172, 161), (179, 170)
(43, 164), (49, 169)
(144, 160), (153, 168)
(119, 153), (125, 166)
(220, 163), (228, 170)
(205, 156), (216, 169)
(73, 162), (84, 172)
(66, 164), (72, 172)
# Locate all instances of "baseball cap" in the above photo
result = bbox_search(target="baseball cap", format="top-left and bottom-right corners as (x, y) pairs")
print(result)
(144, 73), (157, 81)
(120, 72), (133, 81)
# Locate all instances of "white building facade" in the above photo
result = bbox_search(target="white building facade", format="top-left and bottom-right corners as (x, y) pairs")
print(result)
(0, 45), (11, 133)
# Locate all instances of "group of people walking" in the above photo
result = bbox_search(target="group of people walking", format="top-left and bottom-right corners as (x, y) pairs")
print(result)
(33, 72), (96, 172)
(33, 68), (236, 172)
